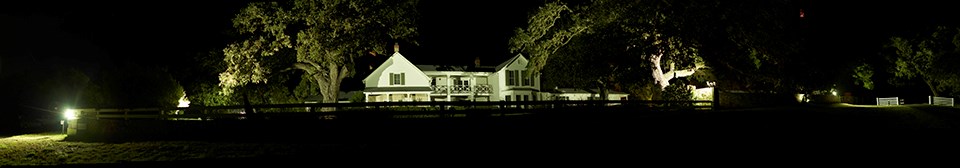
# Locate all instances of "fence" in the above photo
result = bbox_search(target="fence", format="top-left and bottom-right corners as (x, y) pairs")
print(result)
(929, 96), (955, 106)
(66, 100), (714, 120)
(877, 97), (900, 106)
(63, 100), (714, 140)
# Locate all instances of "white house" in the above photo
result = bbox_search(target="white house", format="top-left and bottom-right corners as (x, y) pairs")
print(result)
(361, 46), (433, 102)
(362, 45), (541, 102)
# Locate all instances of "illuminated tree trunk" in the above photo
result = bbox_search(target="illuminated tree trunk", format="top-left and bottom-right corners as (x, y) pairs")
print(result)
(649, 52), (703, 91)
(650, 53), (669, 90)
(297, 61), (351, 111)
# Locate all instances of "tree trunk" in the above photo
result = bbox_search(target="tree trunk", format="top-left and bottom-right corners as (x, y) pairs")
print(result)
(307, 63), (351, 112)
(597, 79), (607, 101)
(311, 74), (338, 112)
(650, 54), (669, 90)
(923, 78), (939, 97)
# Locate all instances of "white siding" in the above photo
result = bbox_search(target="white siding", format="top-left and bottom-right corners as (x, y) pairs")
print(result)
(363, 53), (430, 88)
(495, 54), (540, 100)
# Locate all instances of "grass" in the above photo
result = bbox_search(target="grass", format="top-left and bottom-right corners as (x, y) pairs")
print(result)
(0, 132), (361, 166)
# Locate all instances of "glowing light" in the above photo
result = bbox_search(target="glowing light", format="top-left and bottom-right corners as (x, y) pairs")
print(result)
(178, 95), (190, 108)
(63, 109), (78, 120)
(800, 9), (805, 18)
(831, 91), (837, 96)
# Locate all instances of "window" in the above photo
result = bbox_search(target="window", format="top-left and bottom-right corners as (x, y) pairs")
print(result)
(507, 70), (516, 86)
(515, 95), (522, 102)
(505, 96), (511, 101)
(391, 73), (405, 85)
(523, 95), (529, 101)
(522, 70), (530, 86)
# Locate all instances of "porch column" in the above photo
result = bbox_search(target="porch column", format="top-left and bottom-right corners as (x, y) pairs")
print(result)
(469, 74), (476, 101)
(364, 93), (369, 102)
(446, 74), (452, 102)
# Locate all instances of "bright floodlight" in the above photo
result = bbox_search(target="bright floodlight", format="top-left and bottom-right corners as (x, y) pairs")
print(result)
(64, 109), (78, 120)
(178, 95), (190, 108)
(831, 91), (837, 96)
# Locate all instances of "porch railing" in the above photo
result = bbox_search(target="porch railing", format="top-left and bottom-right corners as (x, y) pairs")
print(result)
(431, 84), (491, 94)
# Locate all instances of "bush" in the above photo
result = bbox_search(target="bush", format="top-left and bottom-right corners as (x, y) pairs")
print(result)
(662, 84), (694, 101)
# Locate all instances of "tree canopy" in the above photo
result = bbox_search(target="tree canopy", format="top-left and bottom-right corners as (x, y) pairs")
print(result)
(882, 26), (960, 97)
(219, 0), (419, 104)
(511, 0), (802, 99)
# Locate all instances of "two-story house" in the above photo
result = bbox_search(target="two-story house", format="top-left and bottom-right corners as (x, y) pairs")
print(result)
(362, 45), (540, 102)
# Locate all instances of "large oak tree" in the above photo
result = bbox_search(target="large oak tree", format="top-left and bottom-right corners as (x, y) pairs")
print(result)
(511, 0), (802, 100)
(219, 0), (418, 104)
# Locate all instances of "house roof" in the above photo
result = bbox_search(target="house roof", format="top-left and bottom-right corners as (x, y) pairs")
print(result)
(495, 54), (525, 70)
(415, 65), (496, 72)
(362, 52), (431, 84)
(363, 87), (433, 92)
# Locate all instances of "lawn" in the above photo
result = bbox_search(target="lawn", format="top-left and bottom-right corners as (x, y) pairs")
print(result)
(3, 103), (957, 166)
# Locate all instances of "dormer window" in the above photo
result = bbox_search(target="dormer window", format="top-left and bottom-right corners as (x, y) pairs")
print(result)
(390, 73), (405, 85)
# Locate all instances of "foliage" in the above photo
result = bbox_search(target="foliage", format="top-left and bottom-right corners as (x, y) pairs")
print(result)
(80, 61), (183, 108)
(220, 0), (419, 104)
(884, 26), (960, 97)
(852, 63), (874, 90)
(514, 0), (802, 102)
(177, 50), (241, 106)
(662, 84), (693, 101)
(348, 91), (365, 103)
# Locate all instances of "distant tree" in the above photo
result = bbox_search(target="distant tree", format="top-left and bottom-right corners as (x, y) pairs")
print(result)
(175, 50), (239, 106)
(885, 26), (960, 97)
(511, 0), (706, 101)
(513, 0), (802, 97)
(852, 63), (874, 90)
(219, 0), (419, 105)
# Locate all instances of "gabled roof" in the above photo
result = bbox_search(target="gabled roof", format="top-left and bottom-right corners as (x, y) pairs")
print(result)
(495, 54), (526, 71)
(362, 52), (430, 83)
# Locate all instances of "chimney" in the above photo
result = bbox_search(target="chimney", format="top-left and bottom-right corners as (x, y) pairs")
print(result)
(393, 42), (399, 53)
(474, 56), (481, 67)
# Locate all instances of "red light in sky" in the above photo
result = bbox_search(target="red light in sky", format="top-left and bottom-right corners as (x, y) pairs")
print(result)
(800, 9), (805, 18)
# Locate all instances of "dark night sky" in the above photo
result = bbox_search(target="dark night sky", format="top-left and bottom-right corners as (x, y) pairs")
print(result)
(0, 1), (542, 77)
(2, 0), (957, 94)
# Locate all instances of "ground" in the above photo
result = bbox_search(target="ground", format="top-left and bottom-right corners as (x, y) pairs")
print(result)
(0, 133), (365, 167)
(2, 103), (960, 166)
